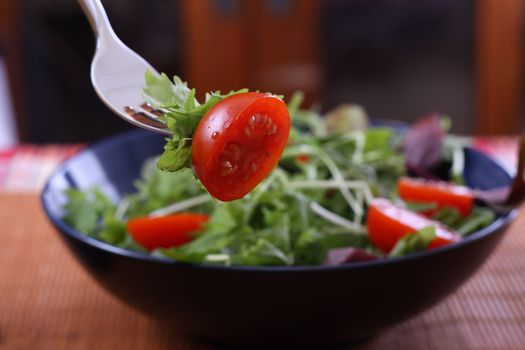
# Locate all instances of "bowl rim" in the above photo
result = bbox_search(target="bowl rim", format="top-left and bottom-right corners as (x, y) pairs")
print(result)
(41, 129), (518, 273)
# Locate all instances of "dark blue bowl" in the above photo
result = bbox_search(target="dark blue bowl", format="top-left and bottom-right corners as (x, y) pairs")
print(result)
(41, 129), (517, 349)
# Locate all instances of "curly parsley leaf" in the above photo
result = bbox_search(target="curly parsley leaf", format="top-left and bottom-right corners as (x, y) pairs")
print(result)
(142, 71), (193, 108)
(63, 188), (127, 245)
(63, 189), (100, 236)
(142, 70), (248, 172)
(456, 208), (496, 236)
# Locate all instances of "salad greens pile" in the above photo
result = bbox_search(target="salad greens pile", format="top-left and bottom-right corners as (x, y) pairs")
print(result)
(64, 92), (497, 266)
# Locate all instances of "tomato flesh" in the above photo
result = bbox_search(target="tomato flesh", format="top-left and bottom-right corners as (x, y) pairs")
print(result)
(367, 198), (459, 253)
(192, 92), (290, 201)
(397, 177), (474, 216)
(127, 213), (209, 250)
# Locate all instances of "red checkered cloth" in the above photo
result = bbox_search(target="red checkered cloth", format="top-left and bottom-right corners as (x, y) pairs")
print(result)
(0, 145), (83, 192)
(472, 136), (519, 176)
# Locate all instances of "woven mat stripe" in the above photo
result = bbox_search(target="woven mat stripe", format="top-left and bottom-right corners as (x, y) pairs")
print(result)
(0, 195), (193, 350)
(362, 212), (525, 350)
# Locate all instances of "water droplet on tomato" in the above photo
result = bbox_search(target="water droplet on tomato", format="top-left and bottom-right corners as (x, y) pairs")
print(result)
(249, 114), (258, 127)
(211, 131), (220, 140)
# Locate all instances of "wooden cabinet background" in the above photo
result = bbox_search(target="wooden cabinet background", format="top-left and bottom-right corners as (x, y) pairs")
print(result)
(0, 0), (523, 141)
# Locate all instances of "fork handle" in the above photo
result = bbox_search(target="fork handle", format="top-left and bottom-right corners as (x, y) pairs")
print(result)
(78, 0), (115, 37)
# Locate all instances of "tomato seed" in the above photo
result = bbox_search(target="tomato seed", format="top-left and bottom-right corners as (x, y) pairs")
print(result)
(223, 143), (241, 161)
(219, 160), (237, 176)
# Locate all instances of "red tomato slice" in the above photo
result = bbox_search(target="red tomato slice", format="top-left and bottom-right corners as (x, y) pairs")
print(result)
(126, 213), (209, 250)
(367, 198), (459, 253)
(397, 177), (474, 216)
(192, 92), (290, 201)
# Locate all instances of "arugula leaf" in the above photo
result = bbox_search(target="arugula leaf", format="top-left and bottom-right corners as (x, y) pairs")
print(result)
(294, 228), (370, 265)
(156, 194), (253, 263)
(160, 229), (238, 263)
(204, 204), (239, 234)
(405, 201), (439, 213)
(235, 238), (293, 266)
(293, 229), (326, 265)
(456, 208), (496, 236)
(290, 98), (327, 138)
(287, 91), (304, 116)
(431, 206), (495, 236)
(432, 206), (463, 227)
(389, 227), (436, 257)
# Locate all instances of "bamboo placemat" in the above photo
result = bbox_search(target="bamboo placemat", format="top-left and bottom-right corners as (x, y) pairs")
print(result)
(1, 194), (524, 350)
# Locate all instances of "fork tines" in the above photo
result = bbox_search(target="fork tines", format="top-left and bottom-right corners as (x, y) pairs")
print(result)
(140, 103), (165, 117)
(124, 103), (167, 129)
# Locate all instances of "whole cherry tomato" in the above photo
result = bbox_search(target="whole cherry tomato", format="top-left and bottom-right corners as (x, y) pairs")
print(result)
(192, 92), (290, 201)
(367, 198), (459, 253)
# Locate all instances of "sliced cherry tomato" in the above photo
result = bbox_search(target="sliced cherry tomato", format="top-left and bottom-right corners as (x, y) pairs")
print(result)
(192, 92), (290, 201)
(397, 177), (474, 216)
(367, 198), (459, 253)
(126, 213), (209, 250)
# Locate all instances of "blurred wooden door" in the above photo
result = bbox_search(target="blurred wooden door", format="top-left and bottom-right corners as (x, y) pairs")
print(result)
(181, 0), (524, 134)
(180, 0), (322, 105)
(476, 0), (525, 134)
(1, 0), (523, 140)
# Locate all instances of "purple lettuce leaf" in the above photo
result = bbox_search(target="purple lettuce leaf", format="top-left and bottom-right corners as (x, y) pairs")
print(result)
(402, 113), (445, 180)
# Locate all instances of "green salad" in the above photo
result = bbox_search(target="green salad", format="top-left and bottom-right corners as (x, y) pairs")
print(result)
(63, 90), (500, 266)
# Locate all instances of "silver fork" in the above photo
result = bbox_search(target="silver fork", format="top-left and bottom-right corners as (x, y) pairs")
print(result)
(78, 0), (171, 135)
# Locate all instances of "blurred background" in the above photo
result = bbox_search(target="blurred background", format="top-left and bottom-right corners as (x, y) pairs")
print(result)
(0, 0), (523, 146)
